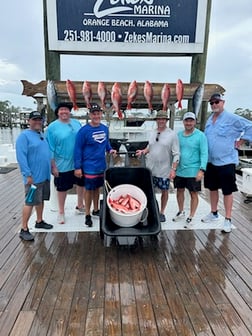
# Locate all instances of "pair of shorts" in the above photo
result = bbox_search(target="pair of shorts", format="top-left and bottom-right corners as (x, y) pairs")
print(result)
(25, 180), (50, 206)
(174, 176), (201, 192)
(204, 163), (238, 195)
(54, 170), (85, 192)
(84, 173), (104, 191)
(153, 176), (170, 190)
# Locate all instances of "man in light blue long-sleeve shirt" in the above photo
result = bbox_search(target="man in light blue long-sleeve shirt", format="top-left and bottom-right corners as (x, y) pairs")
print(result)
(202, 93), (252, 233)
(16, 111), (53, 241)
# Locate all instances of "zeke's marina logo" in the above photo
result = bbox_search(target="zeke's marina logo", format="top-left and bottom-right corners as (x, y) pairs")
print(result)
(93, 0), (170, 18)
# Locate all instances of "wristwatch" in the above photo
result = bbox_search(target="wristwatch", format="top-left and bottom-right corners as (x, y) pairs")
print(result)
(200, 168), (205, 172)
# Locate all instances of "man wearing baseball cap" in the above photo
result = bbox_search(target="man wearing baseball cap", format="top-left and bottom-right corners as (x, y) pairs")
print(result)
(172, 112), (208, 226)
(16, 111), (53, 240)
(202, 93), (252, 233)
(74, 103), (116, 227)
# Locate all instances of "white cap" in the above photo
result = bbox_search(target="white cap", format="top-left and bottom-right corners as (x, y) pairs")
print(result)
(183, 112), (196, 120)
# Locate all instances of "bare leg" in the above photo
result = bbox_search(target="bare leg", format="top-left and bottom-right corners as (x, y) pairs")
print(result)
(92, 188), (100, 212)
(189, 191), (199, 218)
(223, 194), (233, 218)
(85, 190), (92, 216)
(209, 190), (219, 212)
(57, 191), (67, 214)
(176, 188), (185, 212)
(22, 205), (33, 230)
(76, 185), (85, 209)
(35, 202), (44, 223)
(160, 189), (168, 214)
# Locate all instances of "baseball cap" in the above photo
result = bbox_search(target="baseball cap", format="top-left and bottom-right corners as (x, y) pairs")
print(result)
(89, 103), (102, 113)
(155, 110), (169, 119)
(209, 93), (224, 102)
(29, 111), (43, 120)
(183, 112), (196, 120)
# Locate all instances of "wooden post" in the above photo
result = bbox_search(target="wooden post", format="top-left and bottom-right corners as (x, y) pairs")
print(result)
(43, 0), (60, 123)
(189, 0), (212, 130)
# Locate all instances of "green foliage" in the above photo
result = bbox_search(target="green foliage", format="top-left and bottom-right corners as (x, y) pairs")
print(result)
(234, 108), (252, 121)
(0, 100), (20, 114)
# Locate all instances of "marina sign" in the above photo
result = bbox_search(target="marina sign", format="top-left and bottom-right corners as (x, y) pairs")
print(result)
(47, 0), (207, 56)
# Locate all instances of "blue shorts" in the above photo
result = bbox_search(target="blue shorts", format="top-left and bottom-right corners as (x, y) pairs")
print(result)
(153, 176), (170, 190)
(54, 170), (85, 192)
(84, 173), (104, 191)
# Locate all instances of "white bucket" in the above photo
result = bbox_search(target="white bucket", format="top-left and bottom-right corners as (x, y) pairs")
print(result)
(107, 184), (147, 227)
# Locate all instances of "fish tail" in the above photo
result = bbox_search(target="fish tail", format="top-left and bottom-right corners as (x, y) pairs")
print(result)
(118, 111), (123, 119)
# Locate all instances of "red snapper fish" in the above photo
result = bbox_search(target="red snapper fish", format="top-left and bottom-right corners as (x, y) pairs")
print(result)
(127, 80), (138, 110)
(161, 83), (170, 111)
(111, 82), (123, 119)
(82, 81), (92, 109)
(66, 79), (78, 110)
(97, 81), (107, 110)
(176, 79), (184, 109)
(108, 194), (141, 213)
(144, 80), (153, 111)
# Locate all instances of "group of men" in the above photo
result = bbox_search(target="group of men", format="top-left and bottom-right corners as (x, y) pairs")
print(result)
(137, 93), (252, 233)
(16, 93), (252, 241)
(16, 103), (116, 241)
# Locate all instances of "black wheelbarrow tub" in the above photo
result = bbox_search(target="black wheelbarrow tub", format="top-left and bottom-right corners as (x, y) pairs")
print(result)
(101, 167), (161, 237)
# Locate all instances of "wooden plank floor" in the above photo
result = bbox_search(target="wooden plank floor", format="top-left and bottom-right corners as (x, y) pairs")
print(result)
(0, 168), (251, 336)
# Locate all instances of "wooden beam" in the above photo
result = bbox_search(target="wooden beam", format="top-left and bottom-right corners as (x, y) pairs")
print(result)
(21, 80), (225, 111)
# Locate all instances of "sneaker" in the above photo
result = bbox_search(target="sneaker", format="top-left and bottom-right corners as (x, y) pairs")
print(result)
(160, 213), (166, 222)
(19, 228), (34, 241)
(75, 206), (85, 215)
(92, 209), (100, 216)
(221, 219), (232, 233)
(35, 220), (53, 230)
(172, 211), (185, 222)
(184, 217), (192, 228)
(57, 214), (65, 224)
(85, 215), (93, 227)
(201, 212), (219, 223)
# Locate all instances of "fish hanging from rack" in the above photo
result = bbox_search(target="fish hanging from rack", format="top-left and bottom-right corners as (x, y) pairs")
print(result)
(192, 83), (204, 118)
(97, 81), (107, 110)
(176, 79), (184, 109)
(46, 80), (58, 111)
(82, 80), (92, 109)
(66, 79), (78, 110)
(111, 82), (123, 119)
(161, 83), (170, 112)
(127, 80), (138, 110)
(144, 80), (153, 111)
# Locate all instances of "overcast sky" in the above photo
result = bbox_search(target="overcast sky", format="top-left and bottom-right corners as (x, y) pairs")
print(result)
(0, 0), (251, 112)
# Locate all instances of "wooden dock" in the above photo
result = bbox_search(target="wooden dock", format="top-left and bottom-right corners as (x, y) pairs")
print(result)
(0, 168), (251, 335)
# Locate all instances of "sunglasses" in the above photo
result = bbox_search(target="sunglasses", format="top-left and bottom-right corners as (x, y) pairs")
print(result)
(210, 100), (220, 105)
(156, 132), (160, 142)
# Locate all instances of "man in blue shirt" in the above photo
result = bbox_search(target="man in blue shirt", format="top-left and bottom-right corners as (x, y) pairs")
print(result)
(16, 111), (53, 241)
(173, 112), (208, 226)
(202, 93), (252, 233)
(74, 103), (116, 227)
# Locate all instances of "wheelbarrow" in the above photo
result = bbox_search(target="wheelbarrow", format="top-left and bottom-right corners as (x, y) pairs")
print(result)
(100, 153), (161, 246)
